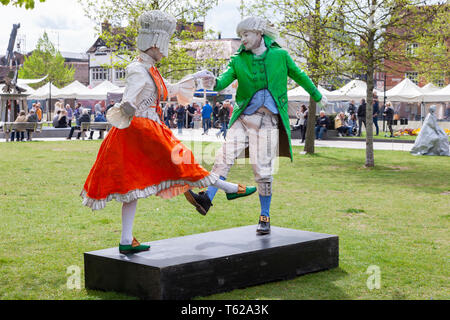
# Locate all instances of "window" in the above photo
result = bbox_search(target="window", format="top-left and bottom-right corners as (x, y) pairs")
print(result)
(92, 67), (109, 81)
(115, 68), (126, 80)
(406, 43), (418, 56)
(405, 72), (418, 85)
(436, 79), (444, 88)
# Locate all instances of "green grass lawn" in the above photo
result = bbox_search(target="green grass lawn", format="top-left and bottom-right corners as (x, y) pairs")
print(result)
(0, 140), (449, 300)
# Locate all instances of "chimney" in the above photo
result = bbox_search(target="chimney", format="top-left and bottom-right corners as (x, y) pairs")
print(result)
(101, 20), (111, 33)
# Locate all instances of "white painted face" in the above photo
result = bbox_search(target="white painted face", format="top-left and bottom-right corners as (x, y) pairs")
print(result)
(240, 30), (262, 51)
(145, 47), (163, 62)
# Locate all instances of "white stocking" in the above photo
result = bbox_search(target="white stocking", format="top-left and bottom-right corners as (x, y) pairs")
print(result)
(212, 179), (239, 193)
(120, 199), (137, 245)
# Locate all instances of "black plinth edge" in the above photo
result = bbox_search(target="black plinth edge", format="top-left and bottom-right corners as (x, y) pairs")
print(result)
(84, 225), (339, 299)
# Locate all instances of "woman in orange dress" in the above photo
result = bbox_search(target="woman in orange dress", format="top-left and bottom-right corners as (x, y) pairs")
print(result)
(81, 10), (256, 254)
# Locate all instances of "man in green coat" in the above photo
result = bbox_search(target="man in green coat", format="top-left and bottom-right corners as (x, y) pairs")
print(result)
(185, 17), (327, 234)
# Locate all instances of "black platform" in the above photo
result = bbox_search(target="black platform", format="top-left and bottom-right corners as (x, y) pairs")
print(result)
(84, 225), (339, 300)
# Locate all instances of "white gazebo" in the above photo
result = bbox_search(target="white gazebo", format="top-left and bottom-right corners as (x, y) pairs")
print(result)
(327, 80), (381, 102)
(379, 78), (424, 102)
(287, 85), (331, 101)
(28, 82), (63, 100)
(423, 84), (450, 103)
(53, 80), (92, 99)
(420, 83), (440, 94)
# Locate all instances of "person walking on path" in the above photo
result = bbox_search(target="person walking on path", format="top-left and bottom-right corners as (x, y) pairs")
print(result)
(373, 93), (380, 136)
(201, 101), (213, 135)
(216, 102), (229, 138)
(357, 98), (366, 137)
(383, 101), (395, 137)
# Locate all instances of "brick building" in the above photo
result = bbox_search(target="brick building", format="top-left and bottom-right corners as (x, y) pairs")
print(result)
(60, 51), (89, 86)
(382, 5), (449, 90)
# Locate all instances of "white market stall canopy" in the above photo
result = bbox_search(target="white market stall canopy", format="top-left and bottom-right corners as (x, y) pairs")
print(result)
(420, 83), (440, 94)
(53, 80), (92, 99)
(288, 85), (331, 101)
(90, 80), (120, 95)
(423, 84), (450, 103)
(28, 82), (63, 99)
(326, 79), (383, 101)
(379, 78), (424, 102)
(107, 86), (125, 95)
(27, 80), (124, 100)
(17, 75), (48, 85)
(288, 79), (382, 102)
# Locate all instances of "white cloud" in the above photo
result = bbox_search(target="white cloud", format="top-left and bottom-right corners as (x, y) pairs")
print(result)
(204, 0), (242, 38)
(0, 0), (243, 55)
(0, 0), (97, 54)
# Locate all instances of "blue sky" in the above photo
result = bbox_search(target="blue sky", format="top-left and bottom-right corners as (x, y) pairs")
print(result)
(0, 0), (242, 55)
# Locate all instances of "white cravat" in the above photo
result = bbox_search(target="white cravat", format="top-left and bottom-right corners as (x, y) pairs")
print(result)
(251, 38), (267, 56)
(138, 52), (156, 68)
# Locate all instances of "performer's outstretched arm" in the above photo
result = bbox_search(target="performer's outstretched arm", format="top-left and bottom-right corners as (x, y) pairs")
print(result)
(285, 52), (322, 103)
(214, 59), (237, 92)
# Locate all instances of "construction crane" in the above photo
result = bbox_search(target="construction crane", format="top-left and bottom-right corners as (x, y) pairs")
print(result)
(1, 23), (25, 94)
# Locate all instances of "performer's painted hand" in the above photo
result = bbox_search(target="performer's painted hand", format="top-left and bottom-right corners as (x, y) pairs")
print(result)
(192, 70), (215, 79)
(317, 95), (328, 109)
(201, 77), (216, 90)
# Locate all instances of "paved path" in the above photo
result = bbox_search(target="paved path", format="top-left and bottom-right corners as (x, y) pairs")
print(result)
(1, 127), (415, 152)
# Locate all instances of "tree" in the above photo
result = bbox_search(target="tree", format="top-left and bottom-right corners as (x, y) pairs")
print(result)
(79, 0), (223, 82)
(19, 32), (75, 88)
(329, 0), (446, 167)
(0, 0), (45, 9)
(243, 0), (354, 154)
(408, 4), (449, 85)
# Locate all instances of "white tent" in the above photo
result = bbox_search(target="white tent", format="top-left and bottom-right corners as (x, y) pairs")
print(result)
(288, 85), (331, 101)
(19, 83), (36, 95)
(28, 83), (63, 99)
(326, 79), (384, 101)
(53, 80), (92, 99)
(420, 83), (440, 94)
(17, 75), (48, 85)
(107, 86), (125, 95)
(327, 80), (366, 101)
(423, 84), (450, 102)
(83, 80), (121, 100)
(379, 78), (424, 102)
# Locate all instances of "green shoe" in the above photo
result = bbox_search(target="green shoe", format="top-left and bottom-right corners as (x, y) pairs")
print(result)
(226, 184), (257, 200)
(119, 237), (150, 254)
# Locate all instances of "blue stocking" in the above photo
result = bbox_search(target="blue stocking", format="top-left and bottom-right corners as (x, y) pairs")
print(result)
(206, 176), (226, 201)
(259, 194), (272, 217)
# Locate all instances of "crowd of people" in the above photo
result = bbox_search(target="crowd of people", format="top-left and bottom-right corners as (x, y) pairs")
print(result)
(7, 93), (398, 142)
(162, 100), (233, 137)
(292, 93), (397, 140)
(6, 98), (238, 142)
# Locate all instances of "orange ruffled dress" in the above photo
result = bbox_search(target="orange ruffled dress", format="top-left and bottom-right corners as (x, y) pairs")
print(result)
(81, 64), (217, 210)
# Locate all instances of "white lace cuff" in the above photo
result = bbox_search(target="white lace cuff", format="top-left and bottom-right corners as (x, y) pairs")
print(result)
(106, 103), (133, 129)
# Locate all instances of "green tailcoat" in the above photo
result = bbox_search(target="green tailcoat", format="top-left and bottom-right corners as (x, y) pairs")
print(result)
(214, 36), (322, 160)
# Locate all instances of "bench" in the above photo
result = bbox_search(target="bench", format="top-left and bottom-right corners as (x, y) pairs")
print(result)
(78, 122), (112, 140)
(1, 122), (43, 142)
(290, 126), (337, 140)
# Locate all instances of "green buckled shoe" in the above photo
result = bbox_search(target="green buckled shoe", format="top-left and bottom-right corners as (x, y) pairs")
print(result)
(226, 184), (257, 200)
(119, 237), (150, 254)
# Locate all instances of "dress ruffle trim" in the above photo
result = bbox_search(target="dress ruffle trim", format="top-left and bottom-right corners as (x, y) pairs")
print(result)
(80, 172), (219, 210)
